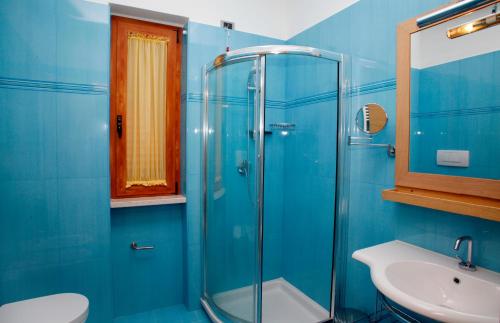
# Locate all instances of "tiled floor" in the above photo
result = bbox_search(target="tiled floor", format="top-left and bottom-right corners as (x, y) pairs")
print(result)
(114, 304), (211, 323)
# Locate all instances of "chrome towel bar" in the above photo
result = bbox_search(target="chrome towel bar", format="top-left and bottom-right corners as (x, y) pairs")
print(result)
(130, 241), (154, 250)
(348, 136), (395, 157)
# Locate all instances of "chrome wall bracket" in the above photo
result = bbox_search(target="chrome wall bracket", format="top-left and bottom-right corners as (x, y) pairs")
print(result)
(375, 291), (421, 323)
(348, 136), (396, 157)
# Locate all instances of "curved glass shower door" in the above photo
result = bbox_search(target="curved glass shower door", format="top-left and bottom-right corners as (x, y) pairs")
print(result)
(204, 58), (263, 323)
(203, 46), (347, 323)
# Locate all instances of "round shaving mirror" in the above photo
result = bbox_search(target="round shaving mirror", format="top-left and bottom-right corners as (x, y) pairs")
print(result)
(355, 103), (388, 134)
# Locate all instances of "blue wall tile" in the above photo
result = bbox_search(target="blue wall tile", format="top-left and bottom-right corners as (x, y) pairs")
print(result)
(56, 93), (109, 179)
(111, 205), (185, 317)
(410, 52), (500, 179)
(55, 0), (110, 86)
(0, 89), (57, 180)
(280, 92), (338, 308)
(0, 0), (57, 81)
(0, 1), (112, 323)
(0, 0), (109, 86)
(395, 204), (500, 271)
(287, 0), (500, 317)
(263, 107), (285, 282)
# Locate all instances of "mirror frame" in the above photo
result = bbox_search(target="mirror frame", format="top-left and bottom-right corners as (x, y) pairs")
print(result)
(395, 0), (500, 200)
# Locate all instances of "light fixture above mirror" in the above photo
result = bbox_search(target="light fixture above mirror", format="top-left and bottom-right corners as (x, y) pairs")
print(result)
(447, 5), (499, 38)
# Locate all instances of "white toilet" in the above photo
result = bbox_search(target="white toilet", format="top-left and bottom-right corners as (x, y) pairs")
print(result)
(0, 293), (89, 323)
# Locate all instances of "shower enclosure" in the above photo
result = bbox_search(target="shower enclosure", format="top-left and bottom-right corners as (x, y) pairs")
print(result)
(202, 46), (349, 323)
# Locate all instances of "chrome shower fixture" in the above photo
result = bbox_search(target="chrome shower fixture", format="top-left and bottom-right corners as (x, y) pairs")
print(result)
(269, 123), (296, 136)
(269, 123), (296, 130)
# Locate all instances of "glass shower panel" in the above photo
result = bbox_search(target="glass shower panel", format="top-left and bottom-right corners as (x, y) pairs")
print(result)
(205, 58), (261, 323)
(262, 55), (339, 323)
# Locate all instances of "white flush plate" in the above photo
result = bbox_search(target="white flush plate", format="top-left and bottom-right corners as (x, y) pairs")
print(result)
(437, 150), (469, 167)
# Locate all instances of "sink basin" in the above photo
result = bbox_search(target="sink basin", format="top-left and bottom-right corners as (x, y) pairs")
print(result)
(353, 240), (500, 323)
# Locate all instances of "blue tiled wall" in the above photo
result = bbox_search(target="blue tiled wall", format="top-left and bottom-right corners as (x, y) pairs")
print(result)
(111, 205), (185, 317)
(262, 56), (287, 283)
(410, 51), (500, 179)
(4, 1), (499, 322)
(287, 0), (500, 316)
(280, 56), (338, 309)
(262, 108), (285, 282)
(0, 1), (112, 322)
(280, 98), (337, 310)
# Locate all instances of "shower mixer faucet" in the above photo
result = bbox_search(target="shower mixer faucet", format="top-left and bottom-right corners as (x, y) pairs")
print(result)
(237, 160), (249, 176)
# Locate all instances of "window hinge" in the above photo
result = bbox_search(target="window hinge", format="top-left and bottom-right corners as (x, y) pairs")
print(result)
(176, 29), (180, 43)
(175, 181), (179, 193)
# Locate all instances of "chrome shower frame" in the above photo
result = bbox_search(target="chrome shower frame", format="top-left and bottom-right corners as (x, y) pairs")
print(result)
(201, 45), (351, 323)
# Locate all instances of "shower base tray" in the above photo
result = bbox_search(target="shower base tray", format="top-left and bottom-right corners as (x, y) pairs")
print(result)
(203, 277), (329, 323)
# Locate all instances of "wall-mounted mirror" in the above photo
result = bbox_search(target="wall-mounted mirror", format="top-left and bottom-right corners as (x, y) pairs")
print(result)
(391, 0), (500, 214)
(355, 103), (388, 134)
(409, 2), (500, 181)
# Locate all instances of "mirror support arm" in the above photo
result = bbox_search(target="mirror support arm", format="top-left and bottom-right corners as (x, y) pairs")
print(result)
(348, 136), (396, 157)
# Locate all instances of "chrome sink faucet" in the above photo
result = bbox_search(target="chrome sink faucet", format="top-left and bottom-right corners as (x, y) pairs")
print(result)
(453, 236), (477, 271)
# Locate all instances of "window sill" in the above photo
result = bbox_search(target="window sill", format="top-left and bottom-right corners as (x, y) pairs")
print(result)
(110, 195), (186, 208)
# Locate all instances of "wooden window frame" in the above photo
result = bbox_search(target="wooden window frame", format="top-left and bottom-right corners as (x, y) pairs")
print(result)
(110, 16), (181, 198)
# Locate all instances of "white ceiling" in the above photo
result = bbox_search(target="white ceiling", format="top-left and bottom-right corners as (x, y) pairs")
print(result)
(286, 0), (359, 39)
(104, 0), (359, 40)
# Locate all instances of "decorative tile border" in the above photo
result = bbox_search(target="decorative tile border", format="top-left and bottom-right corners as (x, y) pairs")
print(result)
(0, 77), (398, 102)
(0, 77), (108, 94)
(185, 93), (202, 102)
(185, 78), (397, 108)
(287, 91), (338, 108)
(266, 99), (287, 109)
(411, 105), (500, 118)
(185, 93), (287, 108)
(349, 79), (396, 96)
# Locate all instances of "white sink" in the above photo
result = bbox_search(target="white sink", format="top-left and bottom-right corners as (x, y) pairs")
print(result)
(353, 240), (500, 323)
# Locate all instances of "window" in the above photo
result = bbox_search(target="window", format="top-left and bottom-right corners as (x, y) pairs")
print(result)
(110, 16), (181, 198)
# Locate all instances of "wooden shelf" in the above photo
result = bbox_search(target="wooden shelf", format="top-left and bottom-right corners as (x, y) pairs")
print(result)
(382, 187), (500, 222)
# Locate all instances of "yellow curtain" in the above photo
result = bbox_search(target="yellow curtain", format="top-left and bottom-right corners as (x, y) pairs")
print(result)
(126, 32), (168, 188)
